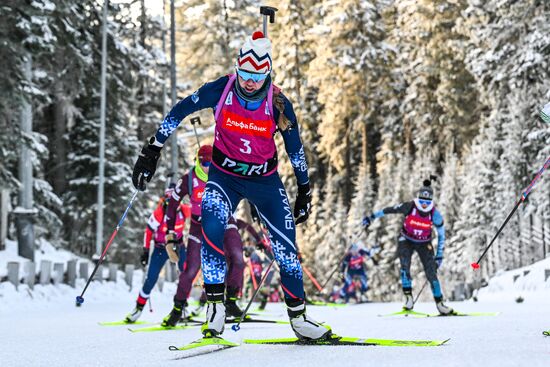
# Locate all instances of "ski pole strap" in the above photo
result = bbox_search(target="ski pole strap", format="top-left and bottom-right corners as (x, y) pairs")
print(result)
(522, 156), (550, 200)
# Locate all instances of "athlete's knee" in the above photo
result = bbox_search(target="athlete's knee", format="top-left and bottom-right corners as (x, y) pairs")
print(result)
(277, 257), (301, 278)
(231, 254), (245, 273)
(185, 256), (202, 277)
(426, 269), (438, 282)
(201, 185), (232, 223)
(142, 277), (156, 293)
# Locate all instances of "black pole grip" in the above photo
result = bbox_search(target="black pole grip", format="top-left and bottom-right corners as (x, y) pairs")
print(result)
(260, 6), (278, 23)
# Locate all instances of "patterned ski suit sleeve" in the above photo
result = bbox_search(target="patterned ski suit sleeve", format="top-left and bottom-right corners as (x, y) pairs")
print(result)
(276, 93), (310, 186)
(153, 76), (228, 146)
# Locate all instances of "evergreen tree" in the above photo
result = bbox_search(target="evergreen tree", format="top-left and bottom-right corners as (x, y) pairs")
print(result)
(307, 0), (386, 204)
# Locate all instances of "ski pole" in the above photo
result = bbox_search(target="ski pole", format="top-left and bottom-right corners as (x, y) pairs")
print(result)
(148, 295), (153, 313)
(189, 116), (201, 148)
(315, 235), (362, 296)
(260, 6), (277, 37)
(413, 279), (429, 306)
(76, 189), (141, 305)
(232, 258), (275, 332)
(302, 264), (323, 293)
(471, 155), (550, 269)
(315, 252), (348, 296)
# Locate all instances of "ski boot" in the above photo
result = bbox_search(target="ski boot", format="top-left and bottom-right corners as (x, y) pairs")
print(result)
(161, 299), (186, 327)
(202, 284), (226, 337)
(403, 291), (414, 311)
(225, 286), (244, 318)
(125, 302), (144, 323)
(287, 299), (332, 341)
(435, 299), (454, 316)
(201, 302), (226, 336)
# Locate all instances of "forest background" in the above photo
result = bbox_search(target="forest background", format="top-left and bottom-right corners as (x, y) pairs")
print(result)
(1, 0), (548, 300)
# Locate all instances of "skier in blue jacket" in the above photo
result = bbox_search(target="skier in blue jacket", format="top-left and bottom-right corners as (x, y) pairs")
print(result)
(339, 243), (372, 303)
(131, 31), (331, 340)
(363, 179), (453, 315)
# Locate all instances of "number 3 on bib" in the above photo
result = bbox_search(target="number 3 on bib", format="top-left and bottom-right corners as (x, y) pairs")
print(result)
(240, 138), (251, 154)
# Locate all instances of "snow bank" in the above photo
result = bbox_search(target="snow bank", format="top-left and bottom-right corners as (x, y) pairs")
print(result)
(477, 256), (550, 302)
(0, 238), (84, 277)
(0, 239), (179, 313)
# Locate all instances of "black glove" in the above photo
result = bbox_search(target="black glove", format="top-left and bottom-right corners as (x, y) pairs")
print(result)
(132, 138), (161, 191)
(294, 183), (312, 225)
(140, 248), (149, 267)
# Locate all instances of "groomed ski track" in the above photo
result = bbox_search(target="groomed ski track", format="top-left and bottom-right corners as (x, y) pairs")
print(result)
(1, 292), (548, 367)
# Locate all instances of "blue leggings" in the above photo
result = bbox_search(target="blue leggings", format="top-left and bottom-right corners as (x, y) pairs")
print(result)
(201, 165), (304, 300)
(140, 245), (186, 299)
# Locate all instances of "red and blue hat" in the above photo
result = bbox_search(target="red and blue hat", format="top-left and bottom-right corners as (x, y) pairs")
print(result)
(236, 31), (272, 74)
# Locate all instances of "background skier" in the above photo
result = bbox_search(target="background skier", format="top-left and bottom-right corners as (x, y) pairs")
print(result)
(363, 179), (453, 315)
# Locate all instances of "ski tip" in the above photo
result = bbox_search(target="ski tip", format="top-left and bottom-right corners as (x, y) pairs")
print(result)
(168, 345), (179, 351)
(231, 325), (240, 332)
(470, 262), (480, 270)
(76, 296), (84, 305)
(543, 331), (550, 337)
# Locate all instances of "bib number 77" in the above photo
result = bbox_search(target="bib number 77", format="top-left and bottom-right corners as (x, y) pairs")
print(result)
(240, 138), (251, 154)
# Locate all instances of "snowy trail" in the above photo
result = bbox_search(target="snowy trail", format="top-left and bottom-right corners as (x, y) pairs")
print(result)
(1, 287), (549, 367)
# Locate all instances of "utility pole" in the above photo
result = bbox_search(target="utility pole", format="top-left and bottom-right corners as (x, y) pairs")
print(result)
(169, 0), (178, 183)
(162, 0), (167, 119)
(95, 0), (108, 258)
(15, 52), (36, 261)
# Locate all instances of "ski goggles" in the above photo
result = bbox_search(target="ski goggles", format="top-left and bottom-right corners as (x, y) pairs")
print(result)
(236, 68), (269, 83)
(200, 161), (211, 167)
(418, 199), (432, 206)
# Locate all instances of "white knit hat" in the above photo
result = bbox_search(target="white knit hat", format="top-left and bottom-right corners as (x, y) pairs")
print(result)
(236, 31), (272, 74)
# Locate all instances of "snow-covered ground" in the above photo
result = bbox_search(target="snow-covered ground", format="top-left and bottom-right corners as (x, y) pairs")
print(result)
(2, 243), (550, 367)
(1, 281), (549, 366)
